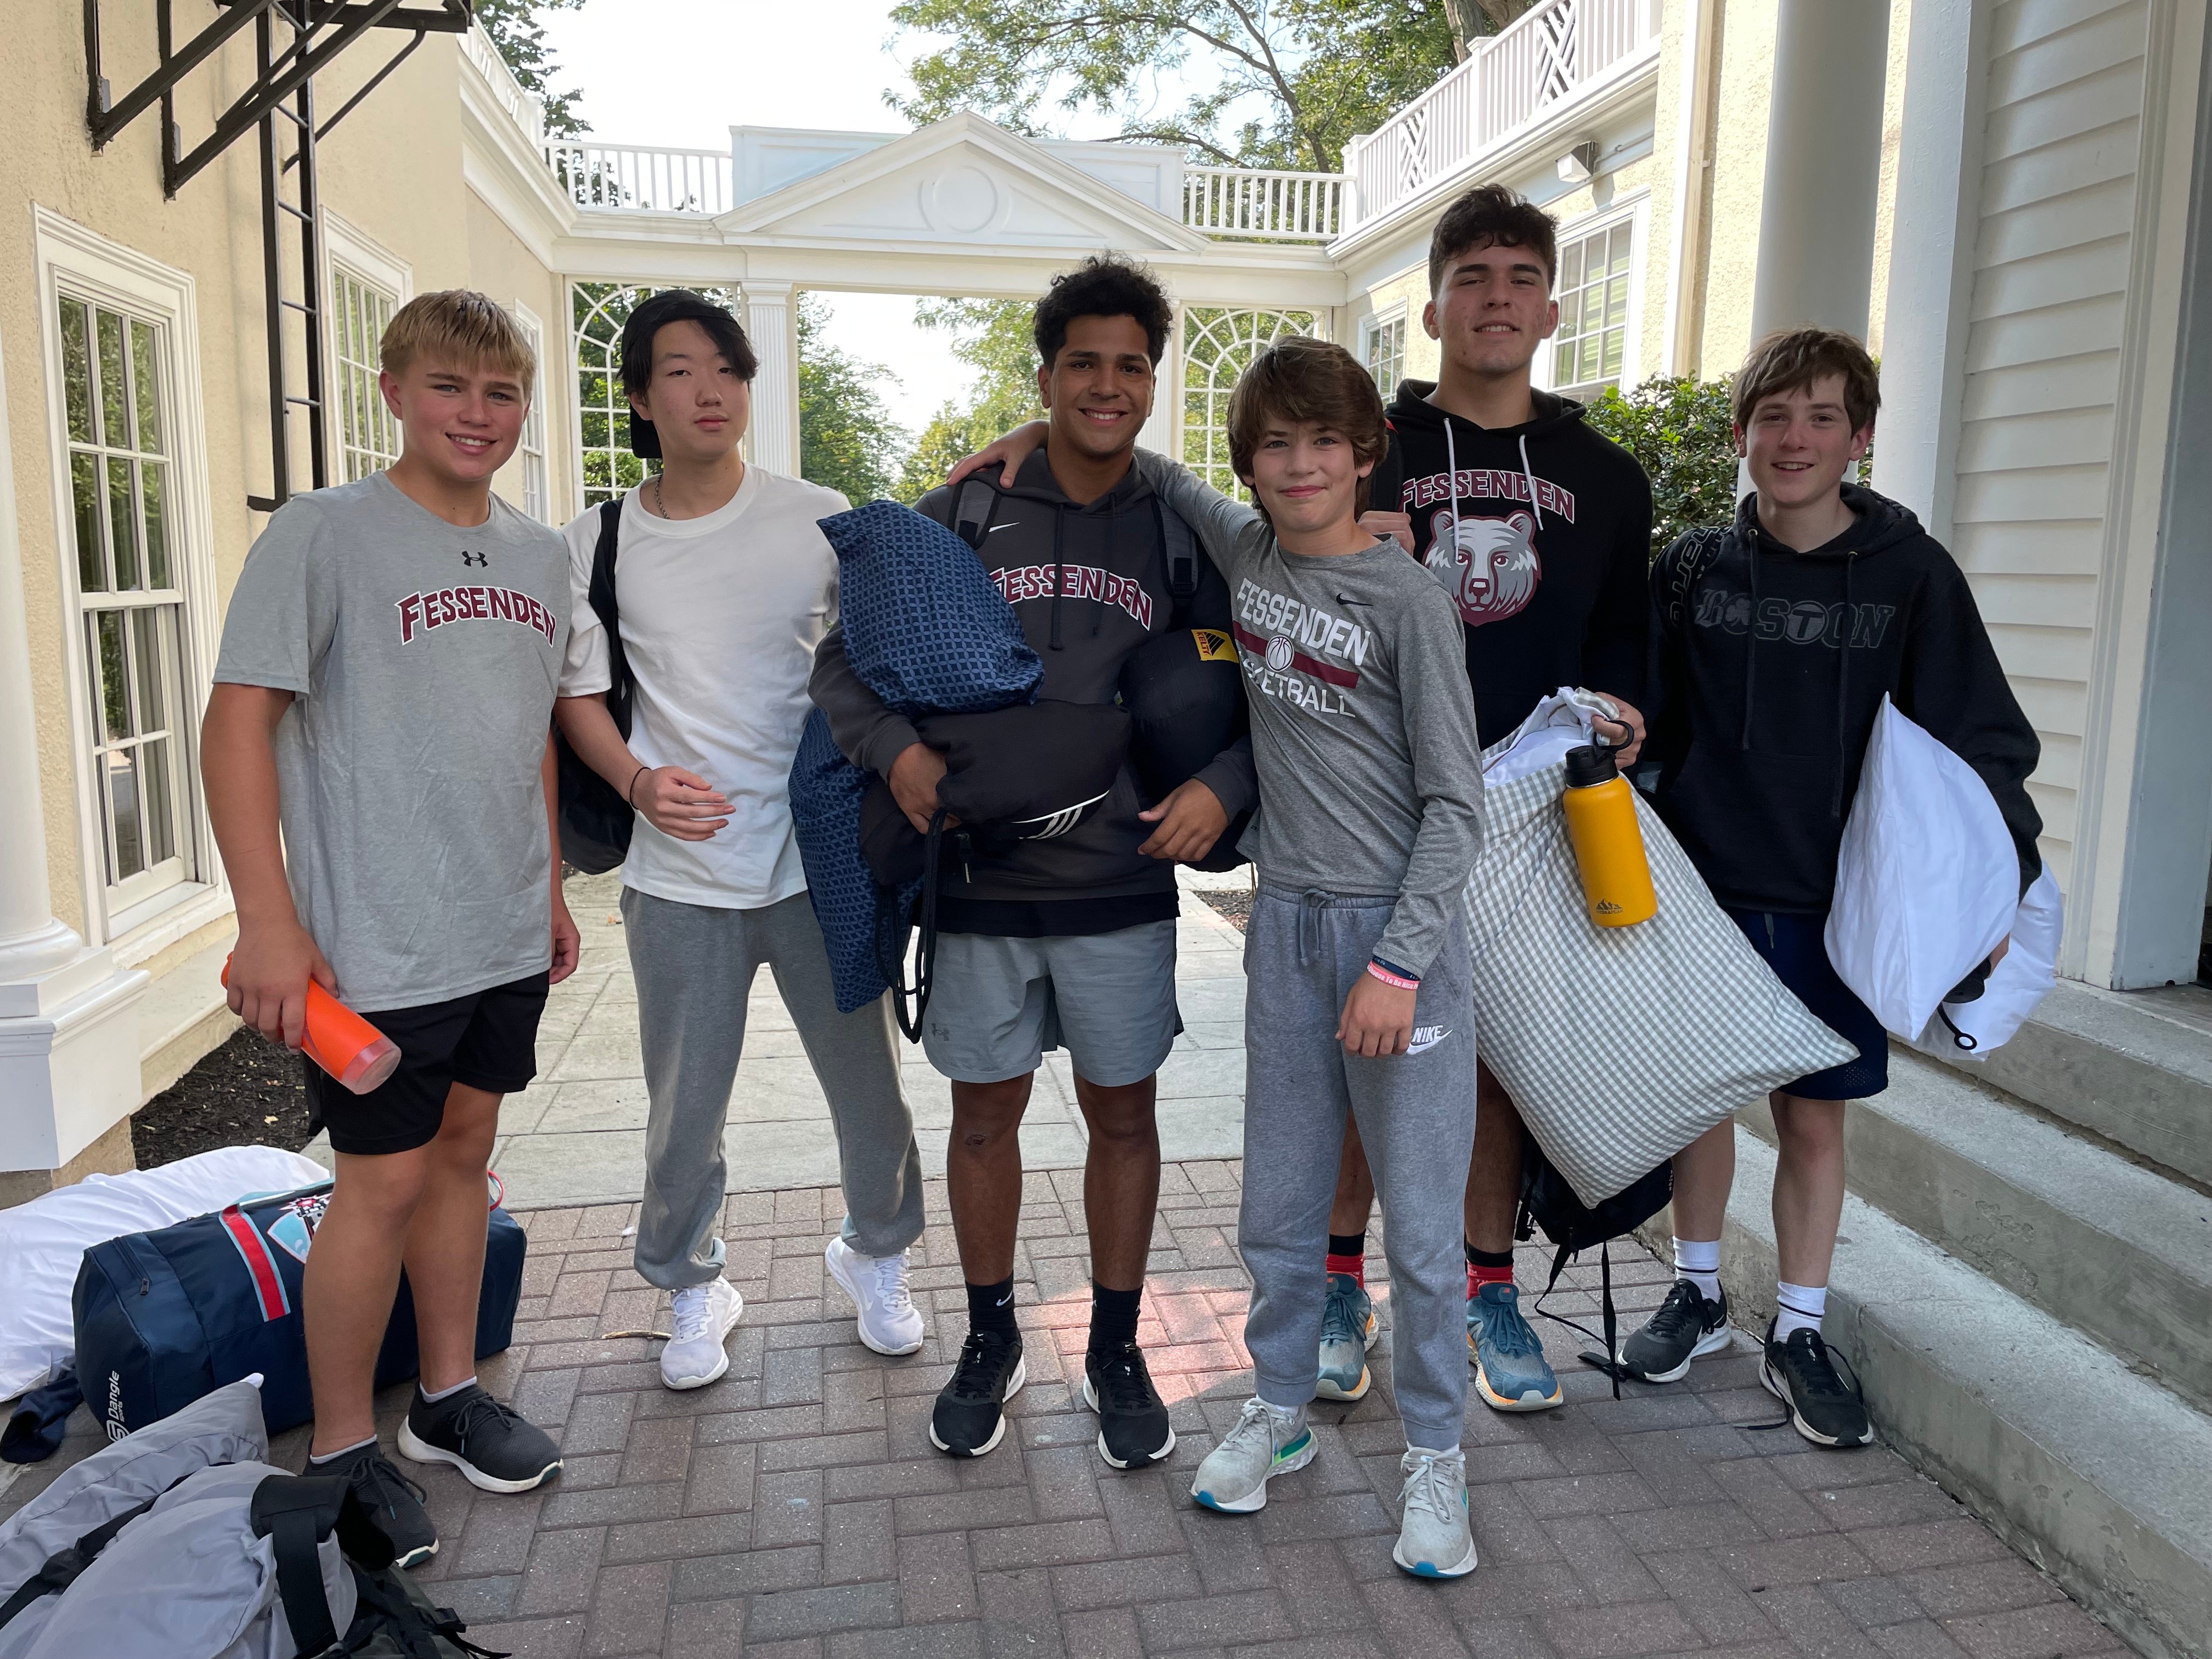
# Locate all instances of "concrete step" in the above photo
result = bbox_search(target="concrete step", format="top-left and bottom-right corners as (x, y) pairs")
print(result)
(1921, 981), (2212, 1186)
(1738, 1048), (2212, 1412)
(1647, 1129), (2212, 1659)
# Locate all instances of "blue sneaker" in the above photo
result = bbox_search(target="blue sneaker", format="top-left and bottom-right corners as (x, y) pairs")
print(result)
(1468, 1282), (1562, 1412)
(1316, 1273), (1376, 1401)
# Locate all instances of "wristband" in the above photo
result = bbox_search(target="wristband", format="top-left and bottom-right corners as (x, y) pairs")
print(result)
(1366, 960), (1419, 990)
(627, 764), (651, 805)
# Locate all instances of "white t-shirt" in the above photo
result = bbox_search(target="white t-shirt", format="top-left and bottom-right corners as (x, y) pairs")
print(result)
(558, 467), (849, 910)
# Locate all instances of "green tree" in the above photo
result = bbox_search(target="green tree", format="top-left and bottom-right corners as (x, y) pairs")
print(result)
(888, 0), (1466, 171)
(475, 0), (590, 139)
(1583, 376), (1741, 557)
(894, 299), (1043, 502)
(799, 295), (910, 504)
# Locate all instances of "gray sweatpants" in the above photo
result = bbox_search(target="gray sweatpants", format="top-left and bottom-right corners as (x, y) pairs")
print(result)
(623, 887), (925, 1289)
(1240, 883), (1477, 1448)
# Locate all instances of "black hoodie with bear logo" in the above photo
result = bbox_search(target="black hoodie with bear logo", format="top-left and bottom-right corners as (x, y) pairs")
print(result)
(1372, 380), (1654, 746)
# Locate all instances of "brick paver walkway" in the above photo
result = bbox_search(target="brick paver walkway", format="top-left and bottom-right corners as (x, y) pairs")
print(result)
(25, 1164), (2098, 1659)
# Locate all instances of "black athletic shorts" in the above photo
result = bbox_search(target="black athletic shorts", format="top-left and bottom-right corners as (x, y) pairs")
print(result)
(306, 970), (550, 1156)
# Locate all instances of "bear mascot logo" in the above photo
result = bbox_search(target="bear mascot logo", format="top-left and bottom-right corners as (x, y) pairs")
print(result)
(1424, 510), (1542, 628)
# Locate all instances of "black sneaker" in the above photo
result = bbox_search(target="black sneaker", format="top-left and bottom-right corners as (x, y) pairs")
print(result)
(929, 1328), (1025, 1457)
(1760, 1321), (1873, 1448)
(1619, 1279), (1732, 1383)
(397, 1383), (563, 1494)
(319, 1443), (437, 1568)
(1083, 1342), (1176, 1469)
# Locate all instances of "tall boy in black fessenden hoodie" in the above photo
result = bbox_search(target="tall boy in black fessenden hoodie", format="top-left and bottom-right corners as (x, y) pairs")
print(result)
(1618, 328), (2040, 1452)
(1330, 184), (1655, 1420)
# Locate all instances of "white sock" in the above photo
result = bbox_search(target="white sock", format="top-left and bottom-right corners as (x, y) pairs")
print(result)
(1775, 1282), (1827, 1341)
(1406, 1442), (1461, 1460)
(419, 1374), (476, 1405)
(1255, 1397), (1306, 1431)
(308, 1433), (376, 1465)
(1672, 1237), (1722, 1303)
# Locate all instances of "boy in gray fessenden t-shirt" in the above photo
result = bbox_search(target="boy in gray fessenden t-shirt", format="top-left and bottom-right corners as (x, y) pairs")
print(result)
(1141, 340), (1486, 1577)
(205, 292), (574, 1568)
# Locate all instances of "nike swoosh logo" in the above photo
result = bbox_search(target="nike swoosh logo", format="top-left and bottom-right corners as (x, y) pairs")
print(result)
(988, 522), (1015, 533)
(995, 1294), (1012, 1307)
(1406, 1025), (1452, 1056)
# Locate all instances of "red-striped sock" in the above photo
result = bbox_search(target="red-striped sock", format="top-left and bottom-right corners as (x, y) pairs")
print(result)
(1326, 1232), (1365, 1286)
(1466, 1243), (1514, 1300)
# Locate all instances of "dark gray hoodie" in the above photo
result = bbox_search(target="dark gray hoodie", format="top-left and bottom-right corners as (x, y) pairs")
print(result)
(808, 449), (1257, 932)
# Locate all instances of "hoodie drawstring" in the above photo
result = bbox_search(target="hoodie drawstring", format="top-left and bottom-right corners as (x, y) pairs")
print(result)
(1047, 504), (1066, 652)
(1740, 545), (1760, 750)
(1094, 502), (1115, 637)
(1518, 433), (1545, 532)
(1443, 421), (1462, 560)
(1833, 554), (1857, 817)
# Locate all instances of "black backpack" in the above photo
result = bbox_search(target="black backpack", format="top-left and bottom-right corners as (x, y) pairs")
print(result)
(1515, 1139), (1675, 1398)
(554, 500), (634, 874)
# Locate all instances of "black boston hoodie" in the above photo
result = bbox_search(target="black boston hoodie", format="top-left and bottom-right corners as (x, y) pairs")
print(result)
(1372, 381), (1654, 746)
(1646, 484), (2043, 915)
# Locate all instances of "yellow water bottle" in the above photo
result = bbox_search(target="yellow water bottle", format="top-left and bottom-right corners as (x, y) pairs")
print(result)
(1561, 744), (1657, 927)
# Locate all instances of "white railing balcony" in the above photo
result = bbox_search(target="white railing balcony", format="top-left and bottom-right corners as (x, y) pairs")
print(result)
(548, 142), (736, 215)
(461, 22), (545, 149)
(1344, 0), (1662, 234)
(1183, 167), (1347, 241)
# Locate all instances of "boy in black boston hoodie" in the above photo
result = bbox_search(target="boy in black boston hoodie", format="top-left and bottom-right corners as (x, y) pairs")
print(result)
(1619, 329), (2040, 1447)
(1331, 185), (1654, 1418)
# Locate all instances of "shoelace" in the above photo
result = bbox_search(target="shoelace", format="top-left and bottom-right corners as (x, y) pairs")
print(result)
(1319, 1282), (1367, 1346)
(870, 1251), (913, 1314)
(1641, 1280), (1710, 1344)
(438, 1388), (524, 1452)
(1089, 1345), (1159, 1414)
(346, 1451), (426, 1527)
(670, 1284), (719, 1343)
(946, 1330), (1017, 1401)
(1220, 1397), (1290, 1459)
(1479, 1292), (1544, 1359)
(1751, 1328), (1866, 1433)
(1400, 1450), (1465, 1526)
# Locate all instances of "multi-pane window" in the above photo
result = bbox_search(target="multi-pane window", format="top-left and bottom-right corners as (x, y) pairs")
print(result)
(573, 281), (740, 506)
(511, 308), (550, 520)
(1181, 307), (1318, 499)
(332, 265), (400, 481)
(59, 294), (194, 907)
(1551, 219), (1634, 397)
(1365, 312), (1406, 399)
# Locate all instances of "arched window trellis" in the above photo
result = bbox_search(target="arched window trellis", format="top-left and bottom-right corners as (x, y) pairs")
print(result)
(572, 280), (740, 507)
(1180, 307), (1321, 498)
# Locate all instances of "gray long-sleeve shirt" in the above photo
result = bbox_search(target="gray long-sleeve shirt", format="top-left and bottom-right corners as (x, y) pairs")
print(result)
(1136, 452), (1486, 975)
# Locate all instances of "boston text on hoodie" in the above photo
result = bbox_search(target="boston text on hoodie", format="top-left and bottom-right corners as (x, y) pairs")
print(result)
(1369, 382), (1653, 746)
(1646, 484), (2042, 915)
(809, 448), (1257, 935)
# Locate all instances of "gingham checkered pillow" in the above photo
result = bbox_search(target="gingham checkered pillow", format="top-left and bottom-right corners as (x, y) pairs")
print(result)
(1464, 748), (1856, 1207)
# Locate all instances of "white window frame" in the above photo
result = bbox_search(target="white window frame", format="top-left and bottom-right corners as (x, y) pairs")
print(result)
(320, 211), (413, 483)
(1362, 306), (1408, 399)
(509, 300), (552, 521)
(33, 207), (224, 955)
(1536, 195), (1650, 401)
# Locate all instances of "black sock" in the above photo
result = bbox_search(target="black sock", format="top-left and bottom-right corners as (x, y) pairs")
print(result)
(966, 1277), (1018, 1338)
(1087, 1283), (1142, 1357)
(1466, 1242), (1515, 1269)
(1327, 1232), (1366, 1260)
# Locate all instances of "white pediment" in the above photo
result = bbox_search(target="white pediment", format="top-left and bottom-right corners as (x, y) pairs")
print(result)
(718, 115), (1209, 254)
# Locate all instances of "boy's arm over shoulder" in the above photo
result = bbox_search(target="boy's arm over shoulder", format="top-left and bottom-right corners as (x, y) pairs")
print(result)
(1132, 450), (1262, 579)
(1903, 548), (2045, 892)
(1374, 575), (1487, 975)
(214, 495), (332, 696)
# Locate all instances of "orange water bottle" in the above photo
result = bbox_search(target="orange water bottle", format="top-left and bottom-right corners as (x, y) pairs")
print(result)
(1561, 744), (1657, 927)
(222, 955), (402, 1093)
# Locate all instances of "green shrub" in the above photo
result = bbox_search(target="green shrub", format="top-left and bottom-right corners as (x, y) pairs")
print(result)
(1582, 375), (1741, 559)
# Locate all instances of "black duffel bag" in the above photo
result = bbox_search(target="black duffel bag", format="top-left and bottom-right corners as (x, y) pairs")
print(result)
(1118, 623), (1251, 873)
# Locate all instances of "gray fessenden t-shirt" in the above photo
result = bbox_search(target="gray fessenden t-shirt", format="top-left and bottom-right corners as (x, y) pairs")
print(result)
(214, 472), (569, 1012)
(1136, 452), (1485, 976)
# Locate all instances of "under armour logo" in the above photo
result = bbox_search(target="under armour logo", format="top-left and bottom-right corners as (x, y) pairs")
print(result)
(460, 550), (487, 568)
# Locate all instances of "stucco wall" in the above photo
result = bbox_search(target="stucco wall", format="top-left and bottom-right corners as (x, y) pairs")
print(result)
(469, 197), (574, 524)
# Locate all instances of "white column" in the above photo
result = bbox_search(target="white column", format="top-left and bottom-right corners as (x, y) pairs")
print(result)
(1138, 301), (1183, 460)
(1659, 0), (1719, 376)
(1747, 0), (1893, 343)
(0, 322), (148, 1182)
(743, 282), (800, 477)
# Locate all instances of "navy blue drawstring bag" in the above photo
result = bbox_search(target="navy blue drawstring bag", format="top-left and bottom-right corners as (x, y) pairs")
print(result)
(791, 709), (922, 1015)
(820, 500), (1042, 716)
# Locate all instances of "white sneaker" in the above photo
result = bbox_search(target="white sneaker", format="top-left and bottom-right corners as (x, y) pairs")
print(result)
(660, 1278), (743, 1390)
(1393, 1445), (1477, 1578)
(1189, 1398), (1313, 1514)
(825, 1238), (926, 1356)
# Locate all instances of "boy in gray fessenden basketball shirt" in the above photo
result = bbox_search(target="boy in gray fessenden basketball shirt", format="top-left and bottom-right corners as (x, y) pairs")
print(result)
(1138, 343), (1487, 1577)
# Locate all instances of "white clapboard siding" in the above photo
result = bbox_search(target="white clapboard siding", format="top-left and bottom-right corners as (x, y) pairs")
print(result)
(1951, 0), (2150, 896)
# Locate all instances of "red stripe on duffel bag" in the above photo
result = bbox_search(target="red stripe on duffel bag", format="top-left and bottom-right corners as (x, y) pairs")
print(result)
(220, 1204), (292, 1322)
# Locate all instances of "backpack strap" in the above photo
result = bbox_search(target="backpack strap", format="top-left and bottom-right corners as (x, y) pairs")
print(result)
(589, 498), (634, 741)
(1156, 500), (1199, 628)
(951, 479), (999, 551)
(1662, 525), (1729, 633)
(250, 1471), (394, 1657)
(0, 1476), (187, 1631)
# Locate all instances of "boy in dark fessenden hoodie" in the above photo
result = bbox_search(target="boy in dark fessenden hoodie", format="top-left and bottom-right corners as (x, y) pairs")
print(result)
(811, 257), (1255, 1472)
(1331, 184), (1656, 1420)
(1617, 328), (2040, 1449)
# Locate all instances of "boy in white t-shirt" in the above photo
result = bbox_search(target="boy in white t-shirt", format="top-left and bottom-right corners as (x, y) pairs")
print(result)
(554, 291), (926, 1389)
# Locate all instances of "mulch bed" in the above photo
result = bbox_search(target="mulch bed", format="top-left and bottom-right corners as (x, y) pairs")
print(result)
(1196, 888), (1252, 931)
(131, 1030), (312, 1170)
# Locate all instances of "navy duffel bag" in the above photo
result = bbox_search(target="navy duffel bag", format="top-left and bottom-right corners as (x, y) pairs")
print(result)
(71, 1180), (526, 1438)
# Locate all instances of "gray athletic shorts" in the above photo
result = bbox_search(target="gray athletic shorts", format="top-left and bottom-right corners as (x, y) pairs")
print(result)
(920, 921), (1181, 1086)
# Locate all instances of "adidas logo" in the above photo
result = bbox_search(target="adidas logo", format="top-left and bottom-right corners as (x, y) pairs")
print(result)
(1595, 899), (1623, 915)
